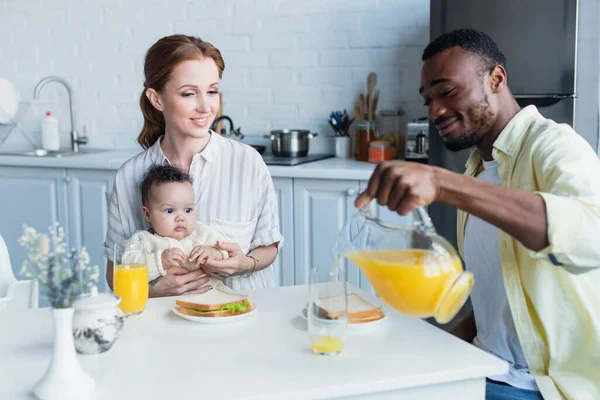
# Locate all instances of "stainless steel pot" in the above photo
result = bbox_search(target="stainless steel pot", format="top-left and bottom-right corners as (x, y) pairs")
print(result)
(264, 129), (318, 157)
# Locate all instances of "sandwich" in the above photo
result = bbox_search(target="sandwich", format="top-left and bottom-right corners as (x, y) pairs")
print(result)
(314, 293), (385, 324)
(175, 289), (254, 318)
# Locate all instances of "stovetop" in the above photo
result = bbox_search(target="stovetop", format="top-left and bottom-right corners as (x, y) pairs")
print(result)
(262, 153), (334, 166)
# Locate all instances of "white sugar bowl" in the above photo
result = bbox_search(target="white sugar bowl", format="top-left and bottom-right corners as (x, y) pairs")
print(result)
(72, 286), (124, 354)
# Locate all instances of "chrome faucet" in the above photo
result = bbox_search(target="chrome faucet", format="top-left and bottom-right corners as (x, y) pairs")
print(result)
(33, 76), (87, 152)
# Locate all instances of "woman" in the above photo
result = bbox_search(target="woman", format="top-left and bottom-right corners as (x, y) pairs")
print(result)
(104, 34), (282, 296)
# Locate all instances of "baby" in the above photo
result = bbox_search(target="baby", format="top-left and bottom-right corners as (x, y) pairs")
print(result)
(121, 164), (227, 287)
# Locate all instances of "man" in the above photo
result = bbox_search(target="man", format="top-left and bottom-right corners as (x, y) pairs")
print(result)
(357, 29), (600, 400)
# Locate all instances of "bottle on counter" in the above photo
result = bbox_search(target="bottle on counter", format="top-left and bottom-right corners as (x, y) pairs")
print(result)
(41, 111), (60, 151)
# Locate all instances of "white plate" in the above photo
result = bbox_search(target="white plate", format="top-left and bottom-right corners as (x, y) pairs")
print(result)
(301, 307), (387, 331)
(172, 304), (257, 324)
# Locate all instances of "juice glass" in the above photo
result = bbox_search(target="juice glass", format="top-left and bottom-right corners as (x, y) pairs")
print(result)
(333, 200), (473, 324)
(307, 264), (348, 356)
(113, 243), (148, 316)
(113, 264), (148, 316)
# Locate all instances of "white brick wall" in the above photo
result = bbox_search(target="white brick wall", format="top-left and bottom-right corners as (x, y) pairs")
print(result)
(0, 0), (430, 153)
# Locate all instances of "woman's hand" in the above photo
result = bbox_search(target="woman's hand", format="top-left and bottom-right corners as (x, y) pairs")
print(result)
(201, 241), (250, 278)
(188, 245), (224, 267)
(355, 161), (441, 215)
(149, 266), (212, 298)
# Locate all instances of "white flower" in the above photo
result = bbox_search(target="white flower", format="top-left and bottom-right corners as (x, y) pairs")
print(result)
(19, 224), (99, 308)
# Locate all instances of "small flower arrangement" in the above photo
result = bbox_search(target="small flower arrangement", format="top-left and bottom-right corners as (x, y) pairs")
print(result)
(18, 223), (99, 308)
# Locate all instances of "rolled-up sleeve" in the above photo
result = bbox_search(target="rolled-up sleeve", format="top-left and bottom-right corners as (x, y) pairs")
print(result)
(249, 162), (284, 252)
(529, 131), (600, 269)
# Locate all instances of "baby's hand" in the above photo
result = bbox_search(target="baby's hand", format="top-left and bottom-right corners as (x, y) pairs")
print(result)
(189, 245), (224, 267)
(161, 248), (186, 270)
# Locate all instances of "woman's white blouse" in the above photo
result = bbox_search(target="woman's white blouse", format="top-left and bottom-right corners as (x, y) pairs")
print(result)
(104, 132), (283, 290)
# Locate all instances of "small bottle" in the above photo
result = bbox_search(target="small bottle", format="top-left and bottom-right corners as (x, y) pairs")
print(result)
(368, 140), (393, 163)
(41, 111), (60, 151)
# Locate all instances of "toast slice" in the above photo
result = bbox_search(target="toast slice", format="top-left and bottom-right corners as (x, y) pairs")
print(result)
(314, 293), (384, 323)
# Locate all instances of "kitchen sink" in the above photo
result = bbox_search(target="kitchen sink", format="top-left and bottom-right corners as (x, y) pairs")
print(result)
(0, 148), (112, 158)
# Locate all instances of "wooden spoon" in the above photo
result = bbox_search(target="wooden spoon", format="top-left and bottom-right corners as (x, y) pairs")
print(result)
(367, 72), (377, 119)
(372, 89), (379, 119)
(358, 93), (365, 120)
(354, 105), (362, 121)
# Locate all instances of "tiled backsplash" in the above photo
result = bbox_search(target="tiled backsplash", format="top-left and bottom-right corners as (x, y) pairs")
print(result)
(0, 0), (429, 154)
(1, 0), (597, 154)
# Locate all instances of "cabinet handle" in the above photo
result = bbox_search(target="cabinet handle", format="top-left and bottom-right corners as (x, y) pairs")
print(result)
(64, 176), (72, 183)
(346, 188), (356, 196)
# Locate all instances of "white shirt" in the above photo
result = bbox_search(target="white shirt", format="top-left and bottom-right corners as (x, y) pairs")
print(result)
(104, 132), (283, 291)
(463, 159), (538, 392)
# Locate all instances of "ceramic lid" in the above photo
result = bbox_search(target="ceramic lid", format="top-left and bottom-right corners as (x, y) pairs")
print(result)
(73, 286), (121, 310)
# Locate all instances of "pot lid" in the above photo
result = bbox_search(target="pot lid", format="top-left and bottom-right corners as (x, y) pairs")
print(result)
(73, 286), (121, 310)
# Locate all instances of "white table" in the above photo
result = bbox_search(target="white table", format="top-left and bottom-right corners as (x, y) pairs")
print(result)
(0, 285), (507, 399)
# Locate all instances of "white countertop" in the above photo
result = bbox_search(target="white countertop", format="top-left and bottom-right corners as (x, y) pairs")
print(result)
(0, 150), (380, 180)
(0, 285), (507, 400)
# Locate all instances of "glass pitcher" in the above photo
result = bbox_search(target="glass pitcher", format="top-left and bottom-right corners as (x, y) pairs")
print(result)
(332, 199), (473, 324)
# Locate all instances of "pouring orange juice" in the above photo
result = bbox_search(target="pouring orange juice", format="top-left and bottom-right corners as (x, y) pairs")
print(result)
(333, 201), (473, 324)
(113, 264), (148, 316)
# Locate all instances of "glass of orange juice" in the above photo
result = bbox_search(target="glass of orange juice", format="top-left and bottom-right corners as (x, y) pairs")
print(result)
(113, 244), (148, 317)
(307, 264), (348, 356)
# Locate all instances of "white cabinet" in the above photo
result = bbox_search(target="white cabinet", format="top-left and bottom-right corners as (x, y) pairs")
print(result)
(271, 177), (294, 286)
(0, 167), (68, 281)
(293, 178), (360, 286)
(66, 169), (115, 293)
(0, 166), (115, 297)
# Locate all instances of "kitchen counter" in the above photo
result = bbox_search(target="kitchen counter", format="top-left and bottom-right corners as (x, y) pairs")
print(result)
(0, 285), (507, 399)
(0, 150), (381, 180)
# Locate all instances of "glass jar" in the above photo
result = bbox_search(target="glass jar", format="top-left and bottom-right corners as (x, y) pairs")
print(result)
(332, 199), (474, 324)
(354, 120), (377, 162)
(377, 109), (405, 159)
(368, 140), (393, 163)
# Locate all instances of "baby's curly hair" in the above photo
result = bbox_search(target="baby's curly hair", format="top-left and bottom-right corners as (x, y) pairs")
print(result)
(141, 164), (193, 205)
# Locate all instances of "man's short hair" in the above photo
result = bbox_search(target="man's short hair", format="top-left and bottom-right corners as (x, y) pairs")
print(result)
(141, 164), (192, 205)
(422, 28), (506, 73)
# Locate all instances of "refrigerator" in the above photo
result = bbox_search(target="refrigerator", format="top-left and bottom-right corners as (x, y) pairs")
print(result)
(428, 0), (578, 249)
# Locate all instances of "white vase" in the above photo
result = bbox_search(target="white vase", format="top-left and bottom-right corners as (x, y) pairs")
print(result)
(33, 308), (95, 400)
(335, 136), (350, 159)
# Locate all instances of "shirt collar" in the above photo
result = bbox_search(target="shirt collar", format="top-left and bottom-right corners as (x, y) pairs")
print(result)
(491, 105), (539, 158)
(198, 131), (218, 163)
(465, 105), (540, 172)
(147, 131), (219, 165)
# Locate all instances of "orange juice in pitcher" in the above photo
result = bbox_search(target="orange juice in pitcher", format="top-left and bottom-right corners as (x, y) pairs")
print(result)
(333, 200), (473, 324)
(113, 264), (148, 316)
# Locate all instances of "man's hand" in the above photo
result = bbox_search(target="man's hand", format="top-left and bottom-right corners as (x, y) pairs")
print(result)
(355, 161), (441, 215)
(161, 248), (186, 270)
(188, 245), (224, 268)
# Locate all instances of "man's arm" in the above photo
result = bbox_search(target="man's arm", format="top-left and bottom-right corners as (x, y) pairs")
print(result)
(358, 161), (548, 252)
(435, 167), (548, 251)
